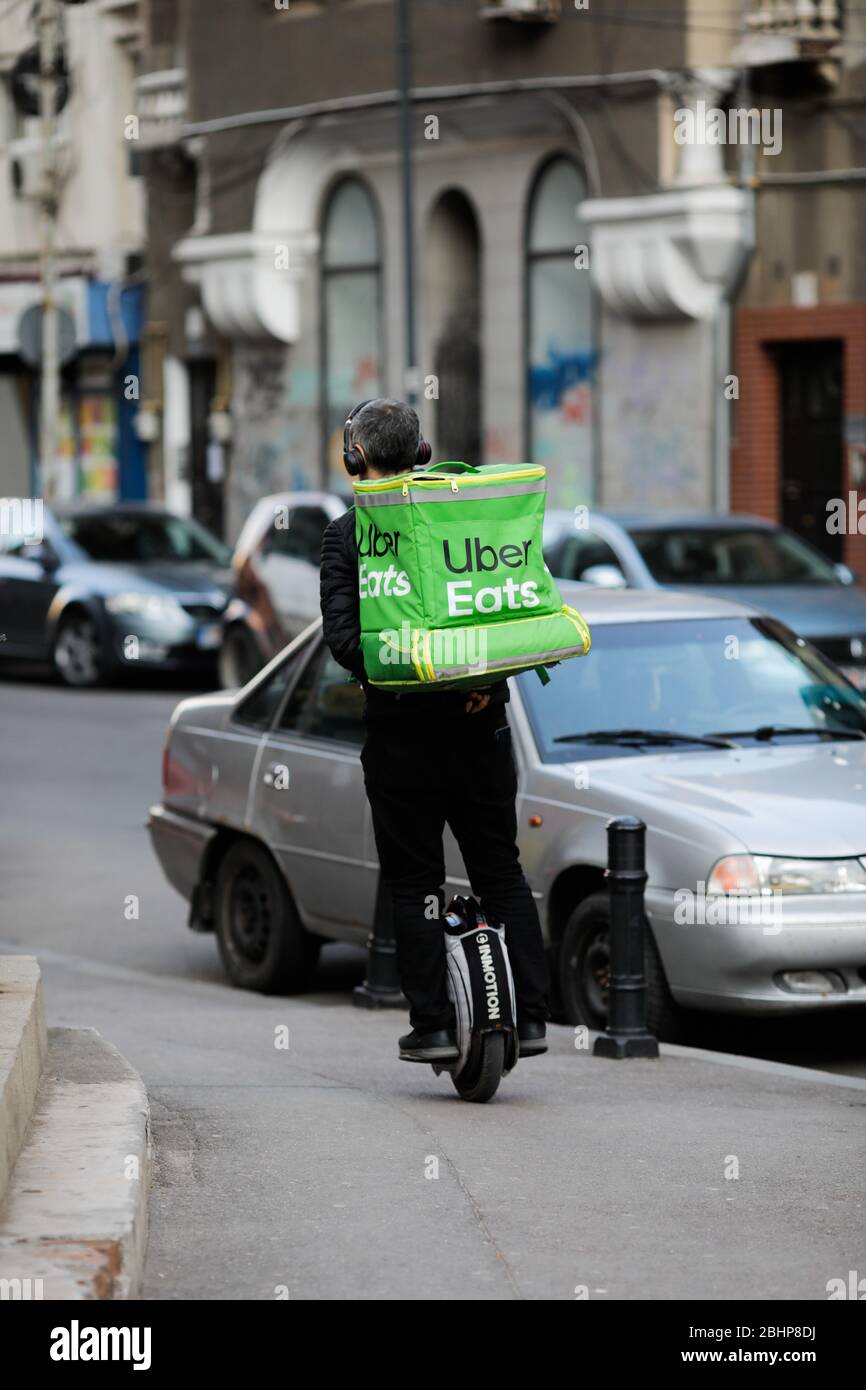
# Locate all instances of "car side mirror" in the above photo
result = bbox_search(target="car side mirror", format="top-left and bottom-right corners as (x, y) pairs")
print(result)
(834, 562), (858, 586)
(581, 563), (627, 590)
(19, 542), (59, 572)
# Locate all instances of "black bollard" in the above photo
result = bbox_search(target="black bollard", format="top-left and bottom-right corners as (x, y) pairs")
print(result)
(593, 816), (659, 1059)
(352, 874), (406, 1009)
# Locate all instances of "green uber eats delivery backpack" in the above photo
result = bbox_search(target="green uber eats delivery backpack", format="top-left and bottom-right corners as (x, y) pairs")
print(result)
(353, 459), (591, 692)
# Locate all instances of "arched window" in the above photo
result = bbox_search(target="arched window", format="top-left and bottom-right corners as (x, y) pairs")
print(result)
(526, 157), (595, 505)
(321, 179), (383, 483)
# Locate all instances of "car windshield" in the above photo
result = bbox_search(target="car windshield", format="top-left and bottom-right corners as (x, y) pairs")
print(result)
(518, 617), (866, 762)
(628, 526), (841, 587)
(59, 512), (232, 565)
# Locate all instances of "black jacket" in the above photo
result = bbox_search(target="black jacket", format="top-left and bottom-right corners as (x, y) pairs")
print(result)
(320, 507), (509, 720)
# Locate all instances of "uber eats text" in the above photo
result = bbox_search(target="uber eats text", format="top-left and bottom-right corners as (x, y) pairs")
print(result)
(359, 525), (539, 616)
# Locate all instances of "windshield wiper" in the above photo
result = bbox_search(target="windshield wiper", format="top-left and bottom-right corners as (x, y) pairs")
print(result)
(707, 724), (866, 743)
(553, 728), (738, 749)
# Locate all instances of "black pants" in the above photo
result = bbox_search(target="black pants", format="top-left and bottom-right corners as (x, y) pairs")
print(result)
(361, 709), (550, 1033)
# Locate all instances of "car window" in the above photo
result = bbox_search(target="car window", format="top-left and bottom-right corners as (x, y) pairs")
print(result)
(306, 651), (366, 744)
(261, 506), (332, 566)
(629, 526), (840, 586)
(274, 644), (325, 732)
(554, 532), (622, 582)
(277, 645), (365, 745)
(59, 512), (231, 565)
(234, 651), (305, 730)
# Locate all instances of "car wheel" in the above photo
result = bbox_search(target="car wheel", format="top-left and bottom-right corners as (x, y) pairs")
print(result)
(218, 625), (263, 689)
(214, 839), (321, 994)
(558, 891), (686, 1042)
(53, 611), (103, 688)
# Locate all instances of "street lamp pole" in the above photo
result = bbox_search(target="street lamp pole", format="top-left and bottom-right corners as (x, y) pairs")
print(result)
(396, 0), (418, 407)
(37, 0), (61, 498)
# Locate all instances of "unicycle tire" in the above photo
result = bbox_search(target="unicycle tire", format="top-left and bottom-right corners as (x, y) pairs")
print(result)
(452, 1032), (506, 1104)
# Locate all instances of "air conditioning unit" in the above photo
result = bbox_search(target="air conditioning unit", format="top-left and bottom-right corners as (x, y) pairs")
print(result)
(481, 0), (560, 21)
(8, 138), (69, 203)
(9, 143), (47, 202)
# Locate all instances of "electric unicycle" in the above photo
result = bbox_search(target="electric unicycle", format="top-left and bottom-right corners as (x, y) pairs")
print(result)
(431, 895), (519, 1103)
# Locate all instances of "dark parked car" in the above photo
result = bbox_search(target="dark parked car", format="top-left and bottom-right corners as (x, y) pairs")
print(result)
(0, 503), (233, 687)
(544, 511), (866, 688)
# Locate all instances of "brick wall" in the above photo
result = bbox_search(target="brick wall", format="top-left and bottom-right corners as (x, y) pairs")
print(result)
(732, 303), (866, 576)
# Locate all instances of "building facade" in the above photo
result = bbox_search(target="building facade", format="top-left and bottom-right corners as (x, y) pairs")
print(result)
(0, 0), (147, 504)
(135, 0), (866, 576)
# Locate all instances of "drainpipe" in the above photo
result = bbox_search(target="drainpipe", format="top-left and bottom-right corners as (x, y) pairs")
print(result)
(396, 0), (418, 407)
(713, 70), (757, 515)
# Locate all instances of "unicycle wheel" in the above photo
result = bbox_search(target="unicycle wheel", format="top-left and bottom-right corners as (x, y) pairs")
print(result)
(452, 1032), (506, 1104)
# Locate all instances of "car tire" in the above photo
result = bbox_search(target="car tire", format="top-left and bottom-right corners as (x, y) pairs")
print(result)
(214, 839), (321, 994)
(218, 624), (263, 689)
(52, 610), (104, 688)
(558, 891), (686, 1042)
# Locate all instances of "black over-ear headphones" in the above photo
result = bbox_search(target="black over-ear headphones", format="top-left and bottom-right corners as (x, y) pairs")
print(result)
(342, 399), (432, 478)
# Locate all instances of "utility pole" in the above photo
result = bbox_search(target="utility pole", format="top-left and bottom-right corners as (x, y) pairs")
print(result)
(396, 0), (417, 407)
(37, 0), (61, 496)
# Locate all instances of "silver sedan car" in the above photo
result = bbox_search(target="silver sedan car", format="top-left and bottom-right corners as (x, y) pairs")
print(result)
(148, 586), (866, 1040)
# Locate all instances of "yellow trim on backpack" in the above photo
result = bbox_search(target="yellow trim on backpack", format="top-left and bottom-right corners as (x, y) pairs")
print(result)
(409, 629), (426, 683)
(353, 466), (545, 495)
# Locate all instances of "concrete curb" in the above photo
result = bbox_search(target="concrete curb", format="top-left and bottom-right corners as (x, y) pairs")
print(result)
(550, 1023), (866, 1090)
(0, 957), (47, 1209)
(660, 1038), (866, 1090)
(0, 1028), (151, 1300)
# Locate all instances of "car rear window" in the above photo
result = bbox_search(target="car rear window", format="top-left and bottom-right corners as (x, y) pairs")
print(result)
(549, 531), (622, 582)
(261, 507), (333, 566)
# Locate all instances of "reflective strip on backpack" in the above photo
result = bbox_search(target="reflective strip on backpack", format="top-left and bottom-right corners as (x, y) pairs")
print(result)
(409, 628), (427, 683)
(562, 604), (592, 652)
(429, 644), (587, 681)
(355, 480), (547, 508)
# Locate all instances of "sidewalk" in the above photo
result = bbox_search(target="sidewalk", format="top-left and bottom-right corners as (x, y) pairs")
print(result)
(0, 958), (150, 1300)
(141, 999), (866, 1301)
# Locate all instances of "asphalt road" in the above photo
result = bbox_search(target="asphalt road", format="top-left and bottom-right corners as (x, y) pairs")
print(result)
(2, 672), (865, 1300)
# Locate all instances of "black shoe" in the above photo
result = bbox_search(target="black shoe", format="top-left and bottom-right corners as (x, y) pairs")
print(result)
(518, 1021), (548, 1057)
(398, 1027), (460, 1063)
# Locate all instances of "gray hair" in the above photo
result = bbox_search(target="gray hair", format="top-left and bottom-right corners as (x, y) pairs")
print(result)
(350, 398), (420, 474)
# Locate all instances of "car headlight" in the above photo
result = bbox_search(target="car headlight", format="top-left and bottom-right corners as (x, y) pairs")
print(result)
(105, 592), (185, 622)
(708, 853), (866, 895)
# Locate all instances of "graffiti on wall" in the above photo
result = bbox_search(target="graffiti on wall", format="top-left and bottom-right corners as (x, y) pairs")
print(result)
(528, 346), (598, 508)
(603, 326), (708, 510)
(231, 348), (321, 535)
